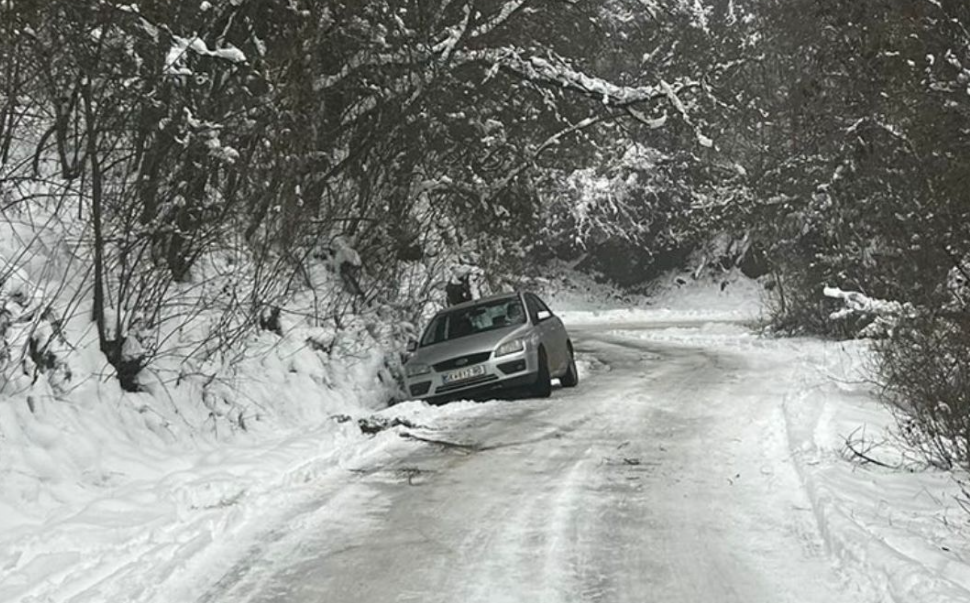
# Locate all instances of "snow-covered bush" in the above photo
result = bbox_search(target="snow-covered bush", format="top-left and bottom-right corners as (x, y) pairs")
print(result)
(707, 1), (970, 339)
(946, 259), (970, 311)
(823, 284), (970, 472)
(534, 143), (707, 286)
(822, 286), (914, 339)
(875, 312), (970, 472)
(0, 0), (714, 398)
(0, 259), (73, 393)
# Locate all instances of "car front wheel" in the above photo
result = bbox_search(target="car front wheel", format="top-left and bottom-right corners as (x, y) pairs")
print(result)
(532, 348), (552, 398)
(560, 344), (579, 388)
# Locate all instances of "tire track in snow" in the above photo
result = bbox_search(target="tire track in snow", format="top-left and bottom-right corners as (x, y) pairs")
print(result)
(192, 325), (860, 603)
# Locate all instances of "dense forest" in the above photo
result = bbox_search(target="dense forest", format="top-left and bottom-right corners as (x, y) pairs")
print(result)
(1, 1), (969, 467)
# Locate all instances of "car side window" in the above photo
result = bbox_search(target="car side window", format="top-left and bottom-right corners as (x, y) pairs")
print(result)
(503, 300), (526, 326)
(533, 295), (553, 315)
(524, 294), (542, 323)
(421, 314), (447, 346)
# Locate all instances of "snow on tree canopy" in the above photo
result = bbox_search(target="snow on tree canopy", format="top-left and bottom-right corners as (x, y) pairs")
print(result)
(330, 237), (362, 271)
(164, 35), (246, 76)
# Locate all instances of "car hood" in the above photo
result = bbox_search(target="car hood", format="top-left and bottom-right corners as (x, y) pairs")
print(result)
(409, 324), (530, 367)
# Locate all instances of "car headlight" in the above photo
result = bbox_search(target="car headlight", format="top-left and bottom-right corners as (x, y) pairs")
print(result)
(406, 363), (431, 377)
(495, 339), (525, 357)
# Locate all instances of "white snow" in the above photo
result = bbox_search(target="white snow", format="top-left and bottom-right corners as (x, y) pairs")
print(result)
(552, 274), (970, 603)
(4, 265), (970, 602)
(164, 35), (246, 76)
(544, 268), (764, 325)
(823, 286), (908, 320)
(782, 339), (970, 603)
(560, 326), (970, 602)
(823, 286), (915, 337)
(0, 202), (405, 602)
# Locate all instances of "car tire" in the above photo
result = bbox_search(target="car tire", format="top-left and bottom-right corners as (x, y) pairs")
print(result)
(532, 348), (552, 398)
(561, 344), (579, 388)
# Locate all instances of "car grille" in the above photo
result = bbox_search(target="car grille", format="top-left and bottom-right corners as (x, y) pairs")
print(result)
(436, 374), (499, 394)
(433, 352), (492, 372)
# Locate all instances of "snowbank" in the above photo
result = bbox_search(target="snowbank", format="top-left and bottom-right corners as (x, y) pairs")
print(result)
(781, 340), (970, 603)
(6, 243), (970, 603)
(579, 305), (970, 603)
(0, 324), (397, 603)
(0, 203), (409, 601)
(0, 385), (500, 603)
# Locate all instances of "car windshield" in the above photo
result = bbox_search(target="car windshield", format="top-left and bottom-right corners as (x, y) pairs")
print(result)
(421, 297), (526, 346)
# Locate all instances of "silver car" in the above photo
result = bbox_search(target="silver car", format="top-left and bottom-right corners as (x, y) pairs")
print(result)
(403, 292), (578, 403)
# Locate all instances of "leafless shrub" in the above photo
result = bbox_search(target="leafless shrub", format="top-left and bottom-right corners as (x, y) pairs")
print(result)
(875, 312), (970, 472)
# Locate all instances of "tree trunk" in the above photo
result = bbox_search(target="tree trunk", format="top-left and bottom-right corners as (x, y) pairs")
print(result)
(81, 80), (108, 353)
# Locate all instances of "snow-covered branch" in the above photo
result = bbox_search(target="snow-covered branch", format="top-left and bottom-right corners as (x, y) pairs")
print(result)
(460, 48), (700, 107)
(823, 287), (913, 337)
(469, 0), (530, 39)
(433, 2), (473, 63)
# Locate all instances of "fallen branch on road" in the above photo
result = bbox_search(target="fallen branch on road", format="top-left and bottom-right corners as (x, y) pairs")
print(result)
(841, 426), (897, 469)
(400, 431), (477, 453)
(358, 416), (428, 435)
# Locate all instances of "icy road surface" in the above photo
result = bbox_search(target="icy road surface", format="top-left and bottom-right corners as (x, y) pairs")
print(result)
(196, 323), (864, 603)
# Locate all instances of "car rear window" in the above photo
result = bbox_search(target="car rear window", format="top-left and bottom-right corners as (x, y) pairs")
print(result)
(421, 297), (526, 346)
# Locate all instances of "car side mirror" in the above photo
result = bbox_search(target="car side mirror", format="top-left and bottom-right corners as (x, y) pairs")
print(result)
(406, 340), (418, 353)
(536, 310), (552, 322)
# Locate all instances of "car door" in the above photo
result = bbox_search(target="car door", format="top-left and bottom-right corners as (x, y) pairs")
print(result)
(533, 294), (569, 373)
(526, 293), (568, 374)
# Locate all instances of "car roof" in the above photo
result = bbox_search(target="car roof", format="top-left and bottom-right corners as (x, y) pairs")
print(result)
(441, 291), (523, 313)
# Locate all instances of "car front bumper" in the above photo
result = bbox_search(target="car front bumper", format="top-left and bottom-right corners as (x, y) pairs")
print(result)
(405, 348), (538, 403)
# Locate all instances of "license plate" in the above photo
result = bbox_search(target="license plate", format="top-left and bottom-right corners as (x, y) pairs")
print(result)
(442, 364), (486, 384)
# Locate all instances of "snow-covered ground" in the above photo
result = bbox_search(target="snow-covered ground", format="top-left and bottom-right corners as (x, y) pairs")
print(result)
(0, 203), (405, 601)
(3, 272), (970, 603)
(782, 339), (970, 603)
(0, 391), (494, 603)
(606, 322), (970, 602)
(539, 266), (764, 325)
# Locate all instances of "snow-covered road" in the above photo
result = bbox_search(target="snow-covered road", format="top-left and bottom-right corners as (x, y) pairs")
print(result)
(194, 324), (859, 603)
